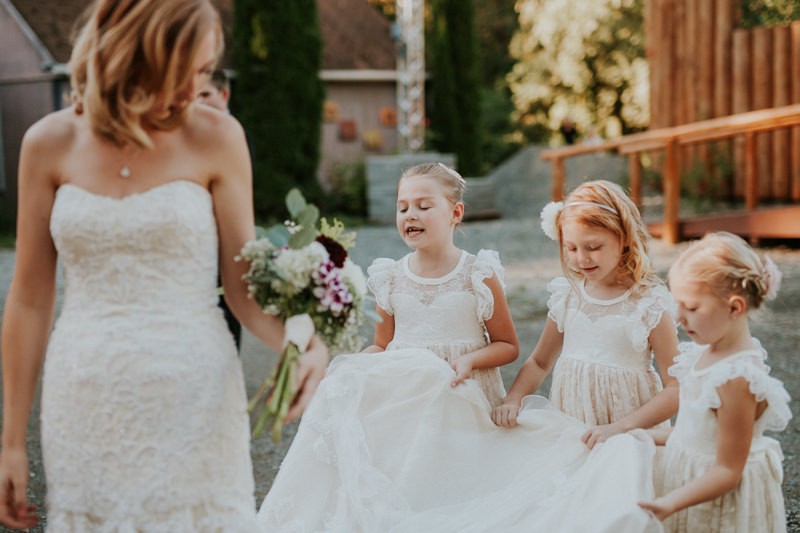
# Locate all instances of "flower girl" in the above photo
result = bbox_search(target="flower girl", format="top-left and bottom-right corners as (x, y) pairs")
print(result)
(492, 180), (679, 448)
(257, 167), (661, 532)
(639, 232), (791, 532)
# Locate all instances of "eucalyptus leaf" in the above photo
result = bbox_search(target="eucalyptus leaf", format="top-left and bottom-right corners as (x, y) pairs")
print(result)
(255, 225), (269, 239)
(285, 188), (307, 218)
(288, 226), (317, 248)
(296, 204), (319, 229)
(265, 224), (290, 247)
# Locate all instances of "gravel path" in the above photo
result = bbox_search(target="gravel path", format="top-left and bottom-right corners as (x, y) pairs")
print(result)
(1, 216), (799, 532)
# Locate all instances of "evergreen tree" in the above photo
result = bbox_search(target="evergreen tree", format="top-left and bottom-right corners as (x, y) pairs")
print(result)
(428, 0), (482, 176)
(232, 0), (324, 219)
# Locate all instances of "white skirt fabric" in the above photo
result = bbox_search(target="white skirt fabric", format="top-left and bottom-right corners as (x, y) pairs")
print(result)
(258, 349), (663, 532)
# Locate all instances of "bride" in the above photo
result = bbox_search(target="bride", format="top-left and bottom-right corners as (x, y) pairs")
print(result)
(0, 1), (328, 530)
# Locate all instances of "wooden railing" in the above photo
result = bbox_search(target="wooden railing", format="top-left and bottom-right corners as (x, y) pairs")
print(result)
(540, 103), (800, 244)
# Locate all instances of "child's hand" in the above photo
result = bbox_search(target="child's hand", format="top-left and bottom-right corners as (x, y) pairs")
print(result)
(450, 357), (474, 388)
(491, 402), (520, 427)
(581, 422), (624, 449)
(645, 426), (673, 446)
(637, 497), (674, 522)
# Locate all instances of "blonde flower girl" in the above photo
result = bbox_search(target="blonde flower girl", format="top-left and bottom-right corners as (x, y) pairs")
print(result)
(639, 232), (791, 532)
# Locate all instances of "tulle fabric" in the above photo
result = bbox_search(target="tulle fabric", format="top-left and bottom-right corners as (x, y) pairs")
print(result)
(44, 181), (258, 532)
(258, 350), (663, 532)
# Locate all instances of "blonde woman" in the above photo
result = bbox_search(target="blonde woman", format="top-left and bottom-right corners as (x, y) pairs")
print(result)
(0, 0), (328, 530)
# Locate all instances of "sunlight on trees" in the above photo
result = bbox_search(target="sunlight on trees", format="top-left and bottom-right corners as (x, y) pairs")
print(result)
(508, 0), (648, 144)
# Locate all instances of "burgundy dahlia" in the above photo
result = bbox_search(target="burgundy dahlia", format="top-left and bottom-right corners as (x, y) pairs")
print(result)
(316, 235), (347, 267)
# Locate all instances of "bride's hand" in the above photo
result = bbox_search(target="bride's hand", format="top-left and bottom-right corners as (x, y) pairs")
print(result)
(0, 448), (38, 529)
(285, 335), (329, 423)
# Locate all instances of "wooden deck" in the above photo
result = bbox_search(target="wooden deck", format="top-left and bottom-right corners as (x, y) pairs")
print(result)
(647, 204), (800, 241)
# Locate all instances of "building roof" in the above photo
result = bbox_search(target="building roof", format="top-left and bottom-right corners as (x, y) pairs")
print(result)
(6, 0), (395, 70)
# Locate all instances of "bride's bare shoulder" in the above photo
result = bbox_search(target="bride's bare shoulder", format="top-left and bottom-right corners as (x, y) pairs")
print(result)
(22, 107), (80, 149)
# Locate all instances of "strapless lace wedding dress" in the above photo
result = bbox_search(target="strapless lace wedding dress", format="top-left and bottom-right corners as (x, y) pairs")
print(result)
(43, 181), (258, 532)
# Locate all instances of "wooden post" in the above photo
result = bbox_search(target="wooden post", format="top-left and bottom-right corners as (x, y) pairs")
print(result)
(628, 153), (643, 208)
(732, 29), (751, 198)
(791, 21), (800, 201)
(752, 27), (773, 199)
(713, 0), (733, 118)
(552, 158), (565, 201)
(646, 0), (664, 129)
(713, 0), (734, 196)
(772, 26), (791, 199)
(683, 0), (699, 173)
(663, 139), (681, 244)
(744, 131), (759, 210)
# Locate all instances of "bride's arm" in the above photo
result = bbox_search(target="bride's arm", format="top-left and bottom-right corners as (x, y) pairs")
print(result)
(0, 117), (62, 529)
(207, 112), (328, 421)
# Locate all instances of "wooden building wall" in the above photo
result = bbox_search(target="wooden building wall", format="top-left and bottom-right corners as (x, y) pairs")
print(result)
(646, 0), (800, 202)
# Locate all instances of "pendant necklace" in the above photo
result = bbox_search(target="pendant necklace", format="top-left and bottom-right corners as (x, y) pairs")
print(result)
(118, 146), (141, 178)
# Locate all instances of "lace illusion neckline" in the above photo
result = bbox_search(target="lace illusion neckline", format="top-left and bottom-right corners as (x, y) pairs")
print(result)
(56, 179), (209, 202)
(579, 280), (632, 306)
(403, 250), (467, 285)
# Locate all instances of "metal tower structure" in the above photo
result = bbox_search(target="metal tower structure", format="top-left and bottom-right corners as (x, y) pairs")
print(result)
(395, 0), (425, 153)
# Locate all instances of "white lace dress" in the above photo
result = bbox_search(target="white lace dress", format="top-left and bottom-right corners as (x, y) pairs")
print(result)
(43, 181), (258, 532)
(257, 251), (663, 532)
(655, 341), (791, 532)
(366, 249), (506, 406)
(546, 278), (674, 424)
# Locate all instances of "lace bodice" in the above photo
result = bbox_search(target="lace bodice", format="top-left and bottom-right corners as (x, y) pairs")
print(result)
(367, 250), (503, 353)
(51, 181), (220, 320)
(43, 180), (257, 531)
(366, 249), (507, 406)
(666, 341), (791, 456)
(547, 277), (674, 370)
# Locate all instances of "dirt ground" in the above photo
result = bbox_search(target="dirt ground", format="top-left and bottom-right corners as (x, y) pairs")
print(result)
(0, 217), (798, 532)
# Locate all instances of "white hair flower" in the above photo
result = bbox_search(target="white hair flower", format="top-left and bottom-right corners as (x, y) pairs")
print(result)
(763, 256), (782, 301)
(540, 201), (563, 241)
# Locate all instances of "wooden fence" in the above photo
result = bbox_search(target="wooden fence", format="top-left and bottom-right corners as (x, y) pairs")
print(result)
(646, 0), (800, 202)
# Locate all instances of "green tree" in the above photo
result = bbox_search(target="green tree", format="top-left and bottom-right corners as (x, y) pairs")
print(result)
(509, 0), (647, 144)
(427, 0), (483, 176)
(232, 0), (325, 219)
(475, 0), (520, 168)
(739, 0), (800, 28)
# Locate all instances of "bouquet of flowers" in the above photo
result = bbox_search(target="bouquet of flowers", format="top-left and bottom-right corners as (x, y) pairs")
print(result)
(237, 189), (367, 441)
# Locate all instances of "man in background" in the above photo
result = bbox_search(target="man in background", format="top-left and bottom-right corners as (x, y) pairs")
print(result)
(196, 69), (243, 351)
(197, 69), (231, 112)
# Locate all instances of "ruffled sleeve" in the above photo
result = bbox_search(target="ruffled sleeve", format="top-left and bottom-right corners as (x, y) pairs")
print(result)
(667, 341), (702, 382)
(698, 342), (792, 433)
(546, 277), (572, 332)
(366, 258), (397, 315)
(471, 249), (505, 322)
(628, 284), (676, 352)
